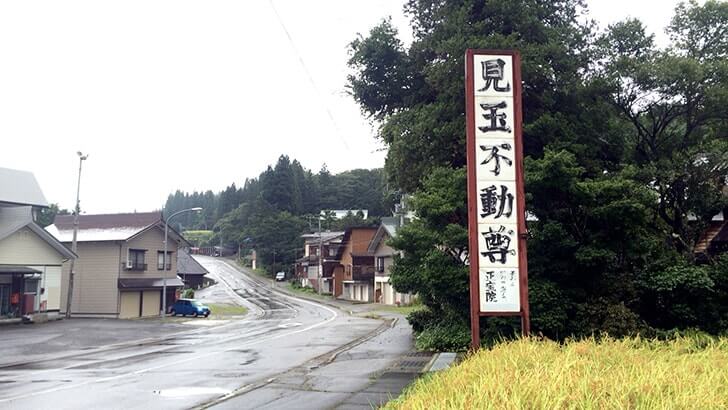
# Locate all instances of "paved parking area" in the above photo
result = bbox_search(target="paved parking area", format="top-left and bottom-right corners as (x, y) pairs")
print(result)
(0, 317), (195, 367)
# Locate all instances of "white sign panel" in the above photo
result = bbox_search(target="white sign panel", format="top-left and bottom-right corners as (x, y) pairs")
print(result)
(473, 54), (520, 313)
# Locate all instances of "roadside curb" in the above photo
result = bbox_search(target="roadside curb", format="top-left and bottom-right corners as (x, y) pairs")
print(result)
(0, 318), (22, 326)
(423, 352), (458, 372)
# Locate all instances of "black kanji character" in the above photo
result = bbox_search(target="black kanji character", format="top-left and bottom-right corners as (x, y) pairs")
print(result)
(478, 101), (511, 133)
(481, 226), (516, 264)
(480, 184), (514, 219)
(478, 58), (511, 93)
(480, 143), (513, 176)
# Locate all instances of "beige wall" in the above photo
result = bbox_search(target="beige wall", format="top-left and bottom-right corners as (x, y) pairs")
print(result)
(43, 265), (62, 311)
(373, 232), (396, 274)
(60, 241), (121, 316)
(0, 228), (67, 312)
(0, 227), (65, 265)
(25, 265), (62, 311)
(120, 227), (179, 280)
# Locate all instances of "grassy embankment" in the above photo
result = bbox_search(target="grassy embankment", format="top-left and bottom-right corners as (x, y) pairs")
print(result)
(207, 304), (247, 318)
(386, 336), (728, 409)
(285, 282), (332, 301)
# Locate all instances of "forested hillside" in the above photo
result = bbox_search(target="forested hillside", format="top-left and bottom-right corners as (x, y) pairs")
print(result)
(164, 155), (392, 273)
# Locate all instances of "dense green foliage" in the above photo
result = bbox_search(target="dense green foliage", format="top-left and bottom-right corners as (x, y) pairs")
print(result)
(35, 204), (70, 228)
(348, 0), (728, 348)
(165, 156), (392, 275)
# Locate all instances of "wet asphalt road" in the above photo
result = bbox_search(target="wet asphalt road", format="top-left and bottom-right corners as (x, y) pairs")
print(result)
(0, 257), (382, 410)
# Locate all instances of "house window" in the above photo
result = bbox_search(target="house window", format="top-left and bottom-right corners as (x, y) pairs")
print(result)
(376, 257), (385, 273)
(314, 247), (320, 256)
(157, 251), (173, 270)
(127, 249), (146, 271)
(329, 247), (336, 257)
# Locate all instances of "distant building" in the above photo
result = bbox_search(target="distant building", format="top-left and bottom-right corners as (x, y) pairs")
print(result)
(368, 217), (414, 306)
(295, 231), (345, 293)
(695, 210), (727, 260)
(321, 210), (369, 220)
(335, 227), (378, 302)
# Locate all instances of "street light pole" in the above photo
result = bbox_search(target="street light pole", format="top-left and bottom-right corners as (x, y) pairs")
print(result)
(318, 217), (323, 295)
(65, 151), (88, 319)
(162, 207), (202, 318)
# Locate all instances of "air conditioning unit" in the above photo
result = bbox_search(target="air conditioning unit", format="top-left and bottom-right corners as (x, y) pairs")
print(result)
(125, 260), (133, 269)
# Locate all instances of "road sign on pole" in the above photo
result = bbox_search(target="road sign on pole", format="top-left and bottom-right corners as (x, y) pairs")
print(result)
(465, 49), (530, 349)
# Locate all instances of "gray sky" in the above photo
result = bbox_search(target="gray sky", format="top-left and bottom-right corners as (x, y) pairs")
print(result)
(0, 0), (684, 214)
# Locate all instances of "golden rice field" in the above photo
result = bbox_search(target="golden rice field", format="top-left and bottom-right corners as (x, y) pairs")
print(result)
(386, 336), (728, 409)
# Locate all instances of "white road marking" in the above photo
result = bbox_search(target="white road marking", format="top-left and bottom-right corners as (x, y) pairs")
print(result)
(154, 387), (231, 398)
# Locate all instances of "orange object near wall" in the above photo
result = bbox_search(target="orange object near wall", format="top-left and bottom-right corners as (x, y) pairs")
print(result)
(10, 293), (20, 304)
(23, 294), (35, 314)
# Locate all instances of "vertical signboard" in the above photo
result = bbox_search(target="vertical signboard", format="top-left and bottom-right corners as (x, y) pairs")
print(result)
(466, 50), (529, 348)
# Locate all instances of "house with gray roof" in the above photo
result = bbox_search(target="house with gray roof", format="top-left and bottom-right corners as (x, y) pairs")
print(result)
(177, 248), (209, 289)
(0, 167), (76, 320)
(47, 211), (188, 318)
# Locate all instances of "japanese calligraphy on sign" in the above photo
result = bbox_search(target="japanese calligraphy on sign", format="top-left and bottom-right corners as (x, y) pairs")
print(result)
(467, 52), (525, 316)
(479, 269), (519, 312)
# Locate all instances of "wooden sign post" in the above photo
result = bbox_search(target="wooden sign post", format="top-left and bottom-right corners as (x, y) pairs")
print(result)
(465, 49), (529, 349)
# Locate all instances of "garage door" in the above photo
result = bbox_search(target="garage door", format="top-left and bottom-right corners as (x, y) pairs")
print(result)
(119, 291), (141, 319)
(384, 283), (394, 305)
(141, 290), (160, 317)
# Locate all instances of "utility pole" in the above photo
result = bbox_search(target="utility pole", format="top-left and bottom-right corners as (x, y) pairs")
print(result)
(65, 151), (88, 319)
(318, 217), (323, 295)
(162, 207), (202, 318)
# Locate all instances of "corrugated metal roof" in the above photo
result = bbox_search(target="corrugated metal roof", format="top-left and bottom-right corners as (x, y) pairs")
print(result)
(302, 231), (345, 243)
(47, 211), (183, 244)
(54, 212), (161, 230)
(0, 167), (48, 207)
(47, 225), (145, 242)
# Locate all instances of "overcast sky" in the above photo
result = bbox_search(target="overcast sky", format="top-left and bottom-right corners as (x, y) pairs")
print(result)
(0, 0), (686, 214)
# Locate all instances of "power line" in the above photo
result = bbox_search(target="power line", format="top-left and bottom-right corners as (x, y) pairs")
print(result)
(267, 0), (350, 151)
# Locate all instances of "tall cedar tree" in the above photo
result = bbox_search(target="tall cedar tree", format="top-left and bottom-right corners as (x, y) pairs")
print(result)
(348, 0), (728, 347)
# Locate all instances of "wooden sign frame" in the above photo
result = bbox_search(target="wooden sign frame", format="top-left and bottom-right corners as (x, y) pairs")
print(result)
(465, 49), (530, 349)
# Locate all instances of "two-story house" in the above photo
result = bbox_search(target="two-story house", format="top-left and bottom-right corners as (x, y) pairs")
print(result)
(0, 167), (76, 321)
(295, 231), (344, 293)
(47, 211), (188, 318)
(368, 217), (414, 305)
(335, 226), (377, 302)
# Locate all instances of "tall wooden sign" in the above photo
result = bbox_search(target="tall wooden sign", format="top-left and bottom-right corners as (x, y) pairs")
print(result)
(465, 49), (529, 349)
